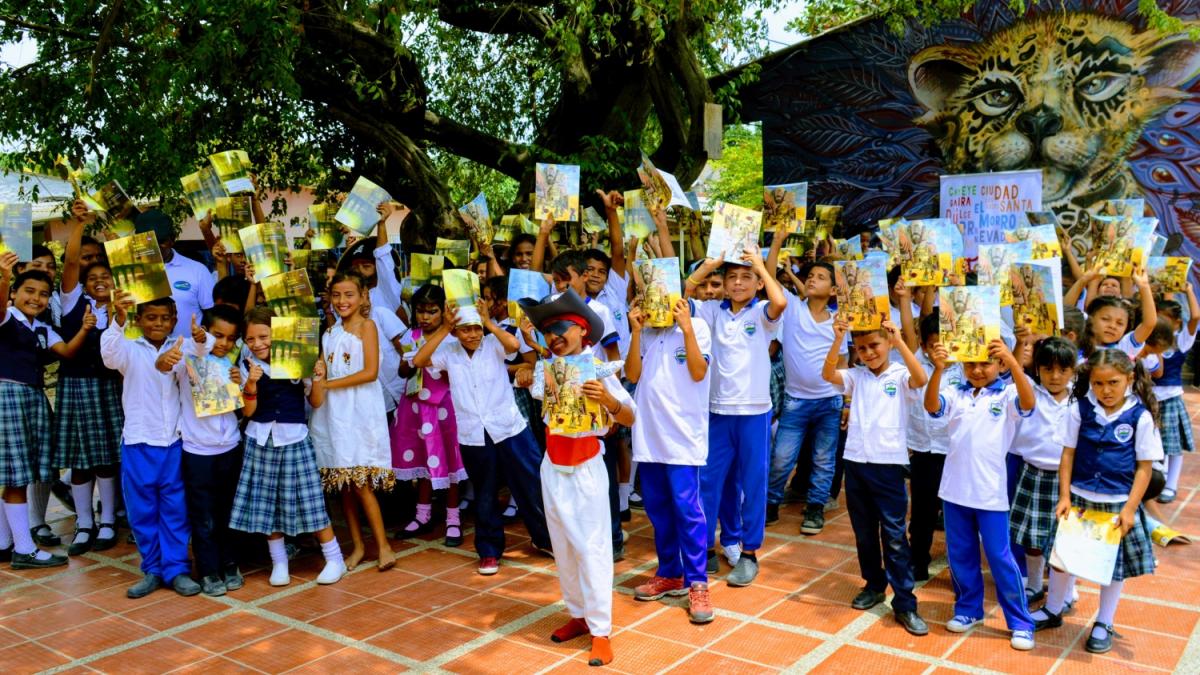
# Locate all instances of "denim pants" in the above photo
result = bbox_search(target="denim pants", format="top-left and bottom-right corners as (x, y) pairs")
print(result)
(768, 395), (842, 506)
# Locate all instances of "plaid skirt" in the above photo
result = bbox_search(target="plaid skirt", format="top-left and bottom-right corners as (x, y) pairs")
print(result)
(50, 376), (123, 470)
(1047, 494), (1156, 582)
(1159, 395), (1193, 456)
(229, 434), (331, 536)
(1009, 463), (1059, 551)
(0, 381), (54, 486)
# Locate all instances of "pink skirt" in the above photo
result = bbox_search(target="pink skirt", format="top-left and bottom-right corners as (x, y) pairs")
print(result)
(390, 392), (467, 489)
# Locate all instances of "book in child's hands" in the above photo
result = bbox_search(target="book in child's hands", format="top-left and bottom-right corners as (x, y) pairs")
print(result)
(1147, 256), (1192, 295)
(835, 257), (889, 331)
(507, 268), (551, 324)
(939, 285), (1001, 363)
(207, 150), (254, 195)
(834, 237), (863, 261)
(269, 317), (320, 379)
(976, 241), (1032, 306)
(435, 238), (471, 268)
(763, 183), (808, 234)
(534, 163), (580, 221)
(239, 222), (288, 282)
(1011, 260), (1063, 337)
(307, 204), (344, 250)
(105, 231), (172, 304)
(637, 257), (682, 328)
(899, 219), (956, 286)
(0, 203), (33, 261)
(335, 176), (392, 235)
(1094, 216), (1155, 277)
(443, 269), (481, 325)
(410, 253), (445, 289)
(213, 196), (253, 253)
(543, 354), (608, 437)
(459, 192), (493, 243)
(1005, 223), (1061, 260)
(261, 270), (318, 319)
(622, 190), (654, 240)
(84, 181), (140, 237)
(1049, 506), (1121, 585)
(706, 201), (761, 264)
(180, 166), (228, 221)
(814, 205), (842, 240)
(582, 207), (607, 235)
(185, 352), (243, 418)
(637, 156), (689, 210)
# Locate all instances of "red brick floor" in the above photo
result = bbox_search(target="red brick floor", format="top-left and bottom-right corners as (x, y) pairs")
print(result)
(3, 390), (1200, 673)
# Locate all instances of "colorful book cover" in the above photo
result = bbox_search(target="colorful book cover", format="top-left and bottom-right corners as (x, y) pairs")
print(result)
(835, 257), (889, 331)
(1005, 224), (1061, 260)
(534, 163), (580, 221)
(637, 257), (682, 328)
(507, 268), (551, 323)
(1150, 234), (1167, 257)
(213, 196), (253, 253)
(1147, 257), (1192, 295)
(834, 237), (863, 261)
(238, 222), (288, 282)
(104, 231), (171, 304)
(582, 206), (608, 235)
(442, 269), (481, 324)
(459, 192), (493, 243)
(637, 156), (690, 210)
(1049, 507), (1122, 586)
(899, 219), (955, 287)
(290, 240), (311, 273)
(977, 241), (1033, 306)
(261, 270), (318, 318)
(814, 205), (842, 239)
(781, 233), (809, 260)
(269, 317), (320, 380)
(84, 180), (140, 236)
(763, 183), (808, 234)
(410, 253), (445, 288)
(939, 285), (1001, 363)
(622, 189), (654, 240)
(307, 204), (344, 250)
(185, 352), (243, 418)
(1012, 260), (1063, 337)
(180, 166), (228, 221)
(543, 354), (608, 436)
(207, 150), (254, 195)
(1094, 216), (1155, 277)
(401, 336), (424, 397)
(435, 238), (471, 268)
(706, 201), (761, 264)
(0, 203), (33, 261)
(877, 217), (907, 268)
(334, 176), (392, 235)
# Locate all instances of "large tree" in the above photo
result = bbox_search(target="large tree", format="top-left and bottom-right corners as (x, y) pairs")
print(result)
(0, 0), (783, 243)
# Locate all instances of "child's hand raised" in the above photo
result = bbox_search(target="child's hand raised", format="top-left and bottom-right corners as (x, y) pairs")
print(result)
(160, 337), (185, 370)
(475, 298), (490, 324)
(246, 360), (263, 385)
(444, 304), (462, 331)
(627, 305), (644, 332)
(0, 251), (18, 276)
(832, 316), (850, 340)
(190, 314), (206, 343)
(986, 338), (1017, 368)
(881, 318), (903, 346)
(229, 367), (243, 386)
(596, 189), (623, 212)
(928, 342), (950, 369)
(1132, 265), (1150, 289)
(81, 304), (97, 332)
(672, 298), (692, 333)
(112, 289), (135, 323)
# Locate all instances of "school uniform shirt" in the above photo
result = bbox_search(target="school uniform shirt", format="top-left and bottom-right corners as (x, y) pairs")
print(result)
(61, 286), (109, 331)
(100, 316), (184, 446)
(835, 362), (920, 465)
(888, 300), (921, 362)
(1063, 390), (1164, 503)
(239, 352), (313, 447)
(631, 321), (713, 466)
(164, 251), (215, 339)
(371, 306), (407, 411)
(176, 333), (240, 456)
(696, 298), (782, 416)
(372, 243), (404, 314)
(1103, 332), (1145, 360)
(499, 318), (535, 366)
(428, 333), (526, 446)
(780, 291), (845, 400)
(585, 296), (620, 352)
(932, 381), (1033, 510)
(906, 349), (962, 455)
(595, 271), (630, 358)
(0, 311), (62, 386)
(1014, 385), (1072, 471)
(1152, 326), (1197, 400)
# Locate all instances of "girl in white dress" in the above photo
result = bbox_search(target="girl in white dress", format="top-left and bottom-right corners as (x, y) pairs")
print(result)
(311, 272), (396, 571)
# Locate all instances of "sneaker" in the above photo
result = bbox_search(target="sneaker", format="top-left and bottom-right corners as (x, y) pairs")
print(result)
(11, 550), (68, 570)
(127, 573), (163, 599)
(947, 615), (983, 633)
(851, 588), (885, 610)
(223, 565), (244, 591)
(316, 559), (347, 584)
(502, 504), (518, 521)
(727, 555), (759, 587)
(706, 549), (719, 574)
(201, 575), (227, 597)
(765, 502), (780, 524)
(800, 504), (824, 535)
(722, 543), (742, 567)
(688, 582), (714, 624)
(824, 498), (839, 512)
(1156, 488), (1177, 504)
(478, 557), (500, 576)
(634, 576), (687, 601)
(172, 575), (202, 597)
(1011, 629), (1035, 651)
(612, 545), (625, 563)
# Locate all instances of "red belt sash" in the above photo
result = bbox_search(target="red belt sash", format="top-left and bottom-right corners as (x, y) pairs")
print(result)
(546, 435), (601, 467)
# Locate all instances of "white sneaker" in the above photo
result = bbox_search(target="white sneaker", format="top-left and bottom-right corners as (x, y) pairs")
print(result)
(1010, 629), (1035, 651)
(946, 615), (982, 633)
(316, 559), (347, 585)
(269, 563), (290, 587)
(723, 543), (742, 567)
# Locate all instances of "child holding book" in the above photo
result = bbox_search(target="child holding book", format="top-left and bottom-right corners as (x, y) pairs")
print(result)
(924, 337), (1037, 651)
(1079, 268), (1157, 359)
(310, 272), (396, 572)
(821, 315), (929, 636)
(231, 307), (346, 586)
(1147, 290), (1198, 503)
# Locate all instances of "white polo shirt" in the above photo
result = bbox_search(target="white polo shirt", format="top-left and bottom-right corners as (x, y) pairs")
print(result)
(906, 349), (963, 455)
(1063, 390), (1164, 503)
(428, 333), (526, 446)
(780, 291), (845, 399)
(1014, 385), (1072, 471)
(696, 298), (781, 416)
(164, 252), (214, 339)
(836, 362), (920, 464)
(101, 316), (183, 447)
(372, 306), (407, 412)
(631, 321), (713, 465)
(585, 296), (620, 354)
(177, 333), (241, 456)
(933, 382), (1033, 510)
(596, 271), (630, 358)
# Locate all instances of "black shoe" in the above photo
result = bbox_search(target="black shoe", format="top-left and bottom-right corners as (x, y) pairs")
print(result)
(223, 565), (244, 591)
(397, 519), (434, 539)
(612, 545), (625, 563)
(1033, 607), (1063, 631)
(445, 527), (463, 548)
(51, 479), (76, 513)
(1085, 622), (1118, 654)
(67, 528), (97, 556)
(11, 550), (69, 570)
(851, 588), (885, 610)
(30, 525), (61, 547)
(706, 549), (719, 574)
(765, 503), (780, 524)
(172, 575), (202, 597)
(620, 509), (631, 523)
(896, 610), (929, 636)
(92, 523), (118, 552)
(0, 545), (12, 563)
(1025, 588), (1046, 604)
(911, 565), (930, 582)
(628, 492), (644, 510)
(201, 575), (227, 597)
(800, 504), (824, 535)
(127, 574), (162, 599)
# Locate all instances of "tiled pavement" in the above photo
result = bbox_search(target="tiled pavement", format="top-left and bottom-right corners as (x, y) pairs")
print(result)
(2, 392), (1200, 673)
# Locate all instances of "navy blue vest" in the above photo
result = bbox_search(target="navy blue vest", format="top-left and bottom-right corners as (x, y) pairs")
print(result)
(1157, 348), (1187, 388)
(1072, 397), (1142, 495)
(249, 375), (306, 425)
(0, 314), (53, 387)
(58, 297), (119, 380)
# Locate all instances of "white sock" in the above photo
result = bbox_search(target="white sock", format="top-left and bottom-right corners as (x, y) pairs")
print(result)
(1025, 554), (1045, 593)
(446, 507), (461, 532)
(5, 502), (39, 555)
(1167, 455), (1183, 492)
(0, 502), (11, 549)
(629, 461), (639, 486)
(507, 494), (517, 508)
(267, 537), (288, 565)
(27, 482), (50, 528)
(1044, 569), (1072, 614)
(1093, 580), (1124, 639)
(97, 476), (117, 524)
(618, 483), (632, 512)
(320, 538), (344, 565)
(72, 481), (95, 531)
(1069, 577), (1079, 604)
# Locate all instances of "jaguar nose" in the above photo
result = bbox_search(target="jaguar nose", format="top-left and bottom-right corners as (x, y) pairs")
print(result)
(1015, 105), (1063, 143)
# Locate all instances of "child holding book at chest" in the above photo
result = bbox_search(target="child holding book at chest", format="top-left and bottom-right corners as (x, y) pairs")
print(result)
(1030, 349), (1163, 655)
(821, 316), (929, 636)
(412, 295), (551, 575)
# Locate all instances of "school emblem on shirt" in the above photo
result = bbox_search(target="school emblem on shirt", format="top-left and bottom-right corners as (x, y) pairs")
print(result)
(742, 321), (756, 336)
(173, 280), (192, 291)
(674, 347), (687, 364)
(988, 401), (1003, 418)
(1114, 424), (1134, 443)
(882, 381), (898, 397)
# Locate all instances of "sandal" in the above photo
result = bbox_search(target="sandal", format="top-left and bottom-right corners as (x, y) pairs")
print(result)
(31, 525), (61, 547)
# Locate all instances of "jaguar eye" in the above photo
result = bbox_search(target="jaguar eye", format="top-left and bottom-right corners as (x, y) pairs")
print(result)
(972, 86), (1021, 117)
(1076, 73), (1127, 102)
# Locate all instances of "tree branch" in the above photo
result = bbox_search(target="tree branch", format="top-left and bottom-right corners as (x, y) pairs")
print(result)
(0, 14), (102, 42)
(435, 1), (554, 39)
(421, 109), (530, 179)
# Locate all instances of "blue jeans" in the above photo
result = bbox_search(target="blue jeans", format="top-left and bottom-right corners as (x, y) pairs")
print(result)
(768, 395), (842, 506)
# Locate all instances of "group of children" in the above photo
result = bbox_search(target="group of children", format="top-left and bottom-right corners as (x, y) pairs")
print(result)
(0, 191), (1194, 666)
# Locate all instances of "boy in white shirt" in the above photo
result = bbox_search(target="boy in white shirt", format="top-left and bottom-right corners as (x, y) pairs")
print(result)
(822, 317), (930, 636)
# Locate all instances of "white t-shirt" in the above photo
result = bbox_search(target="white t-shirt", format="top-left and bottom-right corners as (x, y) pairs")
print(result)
(695, 298), (782, 416)
(1063, 391), (1164, 502)
(836, 362), (920, 465)
(1014, 385), (1072, 471)
(934, 383), (1032, 511)
(888, 301), (921, 362)
(586, 296), (620, 354)
(371, 306), (407, 411)
(596, 271), (630, 358)
(428, 333), (526, 446)
(631, 321), (713, 465)
(780, 291), (845, 399)
(164, 252), (215, 339)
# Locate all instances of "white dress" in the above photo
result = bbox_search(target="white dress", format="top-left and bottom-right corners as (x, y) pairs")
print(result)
(310, 322), (395, 492)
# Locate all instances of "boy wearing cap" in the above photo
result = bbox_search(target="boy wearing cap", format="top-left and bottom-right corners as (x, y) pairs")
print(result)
(521, 288), (635, 667)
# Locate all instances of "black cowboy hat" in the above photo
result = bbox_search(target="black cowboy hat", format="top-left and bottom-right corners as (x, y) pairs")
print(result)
(335, 238), (375, 273)
(517, 287), (603, 346)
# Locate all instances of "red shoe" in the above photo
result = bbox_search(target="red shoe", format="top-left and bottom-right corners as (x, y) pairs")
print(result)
(551, 617), (589, 643)
(633, 575), (686, 601)
(478, 557), (500, 576)
(688, 582), (714, 623)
